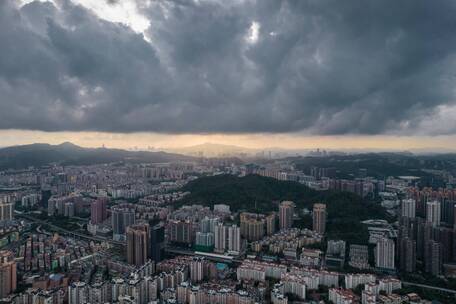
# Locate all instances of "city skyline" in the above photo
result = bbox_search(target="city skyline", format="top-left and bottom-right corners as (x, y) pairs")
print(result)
(3, 1), (456, 303)
(2, 130), (456, 153)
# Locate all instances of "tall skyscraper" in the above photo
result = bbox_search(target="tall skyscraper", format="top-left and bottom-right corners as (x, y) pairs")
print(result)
(0, 250), (16, 299)
(90, 197), (108, 225)
(375, 237), (395, 270)
(0, 202), (13, 222)
(228, 224), (241, 253)
(441, 199), (455, 226)
(401, 199), (416, 218)
(266, 213), (276, 235)
(150, 223), (165, 263)
(127, 223), (150, 266)
(425, 240), (442, 276)
(313, 203), (327, 234)
(399, 237), (416, 273)
(426, 201), (441, 227)
(112, 207), (135, 236)
(415, 217), (427, 261)
(214, 223), (227, 253)
(190, 257), (206, 283)
(437, 227), (454, 263)
(279, 201), (294, 230)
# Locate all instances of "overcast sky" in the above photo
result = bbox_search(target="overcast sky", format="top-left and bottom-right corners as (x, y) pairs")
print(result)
(2, 0), (456, 149)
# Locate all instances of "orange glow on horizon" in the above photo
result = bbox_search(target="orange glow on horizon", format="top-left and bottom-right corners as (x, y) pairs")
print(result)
(0, 130), (455, 152)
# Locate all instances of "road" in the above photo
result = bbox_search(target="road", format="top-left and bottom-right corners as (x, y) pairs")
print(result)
(15, 212), (125, 246)
(166, 247), (244, 264)
(36, 225), (52, 236)
(402, 281), (456, 295)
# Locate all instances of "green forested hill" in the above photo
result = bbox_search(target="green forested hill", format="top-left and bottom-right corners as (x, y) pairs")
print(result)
(180, 174), (389, 244)
(181, 174), (317, 212)
(0, 142), (194, 169)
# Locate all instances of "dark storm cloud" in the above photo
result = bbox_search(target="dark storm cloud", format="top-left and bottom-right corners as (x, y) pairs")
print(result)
(1, 0), (456, 134)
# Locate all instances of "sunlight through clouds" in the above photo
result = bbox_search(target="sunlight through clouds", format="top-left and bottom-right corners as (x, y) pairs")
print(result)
(71, 0), (150, 34)
(245, 21), (260, 44)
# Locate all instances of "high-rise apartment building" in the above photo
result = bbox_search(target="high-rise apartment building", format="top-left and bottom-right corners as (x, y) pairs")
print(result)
(127, 223), (150, 266)
(266, 213), (276, 235)
(150, 223), (165, 263)
(401, 199), (416, 218)
(228, 224), (241, 253)
(240, 213), (265, 241)
(312, 203), (327, 234)
(399, 237), (416, 273)
(441, 200), (455, 226)
(69, 282), (88, 304)
(426, 201), (441, 227)
(437, 227), (454, 263)
(111, 207), (135, 236)
(0, 250), (16, 299)
(425, 240), (442, 276)
(0, 202), (13, 222)
(279, 201), (294, 230)
(190, 257), (206, 283)
(327, 240), (346, 257)
(169, 220), (193, 245)
(349, 244), (370, 269)
(199, 217), (219, 234)
(88, 281), (110, 304)
(90, 197), (108, 225)
(375, 237), (395, 270)
(214, 223), (227, 253)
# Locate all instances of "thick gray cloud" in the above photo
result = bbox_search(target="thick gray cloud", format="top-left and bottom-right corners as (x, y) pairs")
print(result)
(1, 0), (456, 135)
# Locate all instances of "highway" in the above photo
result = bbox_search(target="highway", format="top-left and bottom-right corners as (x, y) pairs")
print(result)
(17, 212), (246, 263)
(402, 281), (456, 295)
(166, 247), (244, 264)
(15, 212), (125, 246)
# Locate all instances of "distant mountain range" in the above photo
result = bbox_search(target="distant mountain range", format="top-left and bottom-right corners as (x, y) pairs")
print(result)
(0, 142), (195, 170)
